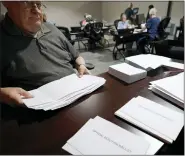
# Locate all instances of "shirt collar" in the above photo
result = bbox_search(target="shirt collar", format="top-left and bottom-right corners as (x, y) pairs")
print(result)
(2, 13), (51, 37)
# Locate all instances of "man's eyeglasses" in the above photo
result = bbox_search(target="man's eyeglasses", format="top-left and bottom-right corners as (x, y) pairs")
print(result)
(22, 1), (46, 9)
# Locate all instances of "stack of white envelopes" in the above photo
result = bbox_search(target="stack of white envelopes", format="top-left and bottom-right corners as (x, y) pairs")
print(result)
(115, 96), (184, 143)
(62, 116), (154, 155)
(149, 72), (184, 108)
(23, 74), (106, 111)
(125, 54), (184, 71)
(108, 63), (147, 83)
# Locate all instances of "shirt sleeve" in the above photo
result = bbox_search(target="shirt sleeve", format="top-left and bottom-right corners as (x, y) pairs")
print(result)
(146, 19), (152, 29)
(44, 23), (80, 62)
(56, 28), (79, 62)
(63, 35), (79, 62)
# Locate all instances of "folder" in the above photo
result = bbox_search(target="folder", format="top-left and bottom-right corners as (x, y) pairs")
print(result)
(149, 72), (184, 108)
(115, 96), (184, 143)
(62, 116), (151, 155)
(125, 54), (184, 71)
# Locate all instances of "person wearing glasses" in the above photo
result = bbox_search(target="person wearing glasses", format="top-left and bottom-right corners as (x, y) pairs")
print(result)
(0, 1), (90, 105)
(117, 13), (129, 30)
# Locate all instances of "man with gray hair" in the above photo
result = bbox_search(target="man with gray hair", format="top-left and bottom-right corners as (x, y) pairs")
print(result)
(117, 13), (129, 30)
(0, 1), (90, 105)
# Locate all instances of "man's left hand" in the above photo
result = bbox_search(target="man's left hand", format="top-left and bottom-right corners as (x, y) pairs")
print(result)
(77, 64), (91, 77)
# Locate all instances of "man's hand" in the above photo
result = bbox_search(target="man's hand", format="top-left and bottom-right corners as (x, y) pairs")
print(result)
(0, 87), (33, 105)
(77, 64), (91, 78)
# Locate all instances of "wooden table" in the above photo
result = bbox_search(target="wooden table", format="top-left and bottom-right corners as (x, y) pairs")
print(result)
(0, 66), (184, 155)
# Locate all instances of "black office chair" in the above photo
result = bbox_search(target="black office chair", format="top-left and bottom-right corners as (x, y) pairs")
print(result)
(110, 19), (135, 60)
(114, 19), (121, 30)
(83, 21), (106, 50)
(144, 16), (171, 54)
(57, 26), (75, 46)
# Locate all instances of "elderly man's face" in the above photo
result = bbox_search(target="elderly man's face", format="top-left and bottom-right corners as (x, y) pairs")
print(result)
(4, 1), (43, 33)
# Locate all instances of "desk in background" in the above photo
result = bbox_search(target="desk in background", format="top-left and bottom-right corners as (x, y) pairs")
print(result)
(0, 66), (183, 155)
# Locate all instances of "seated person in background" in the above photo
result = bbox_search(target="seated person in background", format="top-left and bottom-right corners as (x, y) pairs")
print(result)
(137, 8), (160, 53)
(0, 1), (90, 105)
(80, 13), (92, 30)
(146, 4), (154, 22)
(117, 13), (129, 29)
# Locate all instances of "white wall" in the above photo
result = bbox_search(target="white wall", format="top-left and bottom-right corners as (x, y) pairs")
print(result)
(1, 2), (7, 15)
(43, 1), (102, 28)
(1, 1), (183, 28)
(102, 1), (169, 23)
(170, 1), (184, 26)
(0, 2), (102, 28)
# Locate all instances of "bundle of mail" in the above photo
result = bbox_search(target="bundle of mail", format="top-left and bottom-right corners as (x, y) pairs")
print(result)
(149, 72), (184, 108)
(23, 74), (106, 111)
(125, 54), (184, 71)
(115, 96), (184, 143)
(108, 54), (183, 84)
(108, 63), (147, 84)
(62, 116), (162, 155)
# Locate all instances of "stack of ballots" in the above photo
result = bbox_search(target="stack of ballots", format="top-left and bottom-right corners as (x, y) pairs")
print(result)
(62, 116), (160, 155)
(125, 54), (184, 71)
(149, 72), (184, 108)
(23, 74), (106, 111)
(108, 63), (147, 84)
(115, 96), (184, 143)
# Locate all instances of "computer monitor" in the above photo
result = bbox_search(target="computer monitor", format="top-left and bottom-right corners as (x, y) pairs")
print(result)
(133, 8), (139, 15)
(118, 28), (134, 36)
(71, 26), (81, 33)
(136, 14), (145, 25)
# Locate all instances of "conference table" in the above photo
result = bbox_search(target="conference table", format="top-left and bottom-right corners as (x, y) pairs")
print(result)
(0, 66), (184, 155)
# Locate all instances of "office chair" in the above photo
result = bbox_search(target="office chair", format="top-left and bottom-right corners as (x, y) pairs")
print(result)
(154, 39), (184, 60)
(144, 16), (171, 54)
(114, 19), (121, 30)
(110, 19), (135, 60)
(83, 21), (107, 50)
(174, 16), (184, 42)
(57, 26), (75, 46)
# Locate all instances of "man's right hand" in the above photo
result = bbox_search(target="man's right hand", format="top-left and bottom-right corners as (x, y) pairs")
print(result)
(0, 88), (33, 105)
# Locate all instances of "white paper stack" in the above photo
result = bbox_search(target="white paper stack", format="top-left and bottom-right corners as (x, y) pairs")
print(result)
(62, 116), (152, 155)
(23, 74), (106, 111)
(133, 29), (147, 34)
(149, 72), (184, 108)
(125, 54), (184, 71)
(115, 96), (184, 143)
(108, 63), (147, 84)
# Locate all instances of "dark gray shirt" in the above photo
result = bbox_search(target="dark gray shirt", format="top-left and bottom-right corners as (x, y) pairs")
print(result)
(0, 15), (79, 90)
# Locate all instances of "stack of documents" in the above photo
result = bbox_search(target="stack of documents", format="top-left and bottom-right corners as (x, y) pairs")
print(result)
(149, 72), (184, 108)
(23, 74), (106, 111)
(62, 116), (151, 155)
(125, 54), (184, 71)
(108, 63), (147, 83)
(115, 96), (184, 143)
(133, 29), (147, 34)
